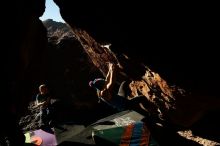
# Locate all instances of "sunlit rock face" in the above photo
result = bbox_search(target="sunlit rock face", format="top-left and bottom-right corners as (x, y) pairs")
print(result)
(68, 29), (220, 128)
(53, 0), (220, 127)
(54, 0), (219, 97)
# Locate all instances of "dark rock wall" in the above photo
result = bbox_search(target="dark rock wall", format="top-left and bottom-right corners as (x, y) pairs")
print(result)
(54, 1), (219, 98)
(46, 35), (100, 101)
(1, 0), (47, 142)
(53, 1), (220, 127)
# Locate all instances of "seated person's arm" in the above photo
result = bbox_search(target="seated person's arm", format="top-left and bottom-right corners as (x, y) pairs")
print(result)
(33, 100), (45, 109)
(34, 95), (46, 108)
(36, 100), (45, 106)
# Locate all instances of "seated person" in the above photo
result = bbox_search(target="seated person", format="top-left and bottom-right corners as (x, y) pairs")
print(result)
(34, 84), (51, 127)
(35, 84), (51, 108)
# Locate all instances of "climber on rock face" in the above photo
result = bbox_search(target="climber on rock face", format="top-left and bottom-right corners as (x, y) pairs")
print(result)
(89, 62), (153, 116)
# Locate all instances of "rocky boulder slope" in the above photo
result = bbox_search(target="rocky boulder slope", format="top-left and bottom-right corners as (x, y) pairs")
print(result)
(20, 18), (220, 145)
(69, 25), (220, 146)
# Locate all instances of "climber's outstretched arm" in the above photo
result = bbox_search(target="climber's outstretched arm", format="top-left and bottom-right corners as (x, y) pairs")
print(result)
(98, 63), (117, 101)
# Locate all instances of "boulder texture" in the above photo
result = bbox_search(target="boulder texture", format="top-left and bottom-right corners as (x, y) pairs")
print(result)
(38, 20), (220, 145)
(69, 27), (220, 129)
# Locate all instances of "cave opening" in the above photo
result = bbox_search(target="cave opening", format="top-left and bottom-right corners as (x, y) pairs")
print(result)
(40, 0), (64, 23)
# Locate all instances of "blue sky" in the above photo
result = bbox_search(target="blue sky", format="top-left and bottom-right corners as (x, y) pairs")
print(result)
(40, 0), (64, 22)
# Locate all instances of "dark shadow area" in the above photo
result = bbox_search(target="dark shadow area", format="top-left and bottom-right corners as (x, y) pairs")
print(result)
(24, 143), (36, 146)
(140, 117), (202, 146)
(93, 136), (117, 146)
(148, 124), (202, 146)
(54, 0), (220, 100)
(191, 110), (220, 143)
(51, 100), (117, 127)
(58, 141), (93, 146)
(117, 54), (147, 80)
(40, 125), (55, 134)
